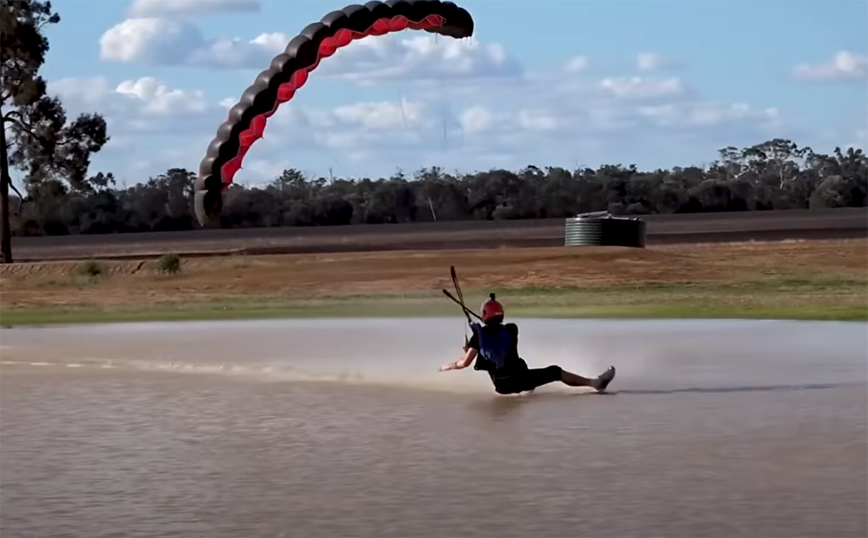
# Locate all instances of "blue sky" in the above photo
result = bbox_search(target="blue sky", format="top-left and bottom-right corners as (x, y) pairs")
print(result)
(29, 0), (868, 188)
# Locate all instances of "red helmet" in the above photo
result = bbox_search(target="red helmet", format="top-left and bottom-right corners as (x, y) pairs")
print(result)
(481, 294), (504, 323)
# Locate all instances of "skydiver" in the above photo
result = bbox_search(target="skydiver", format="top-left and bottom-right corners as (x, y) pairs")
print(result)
(439, 294), (616, 395)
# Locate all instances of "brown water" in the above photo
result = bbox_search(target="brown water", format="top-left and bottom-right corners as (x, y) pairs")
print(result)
(1, 319), (866, 538)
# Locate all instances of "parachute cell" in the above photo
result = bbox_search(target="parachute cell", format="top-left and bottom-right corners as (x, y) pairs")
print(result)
(194, 0), (475, 225)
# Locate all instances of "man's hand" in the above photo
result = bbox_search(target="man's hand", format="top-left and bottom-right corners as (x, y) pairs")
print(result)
(440, 347), (478, 372)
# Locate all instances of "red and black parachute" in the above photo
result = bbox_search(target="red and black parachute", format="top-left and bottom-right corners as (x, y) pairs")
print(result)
(194, 0), (475, 225)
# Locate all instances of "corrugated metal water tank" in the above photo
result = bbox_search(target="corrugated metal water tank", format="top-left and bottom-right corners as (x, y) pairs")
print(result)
(564, 211), (647, 248)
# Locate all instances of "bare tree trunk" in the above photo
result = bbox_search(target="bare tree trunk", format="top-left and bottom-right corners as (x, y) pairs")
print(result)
(0, 116), (13, 263)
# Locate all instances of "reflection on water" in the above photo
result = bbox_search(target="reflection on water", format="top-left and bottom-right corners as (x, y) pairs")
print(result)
(1, 319), (867, 537)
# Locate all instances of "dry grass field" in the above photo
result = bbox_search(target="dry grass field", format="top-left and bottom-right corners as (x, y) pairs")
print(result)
(1, 238), (865, 324)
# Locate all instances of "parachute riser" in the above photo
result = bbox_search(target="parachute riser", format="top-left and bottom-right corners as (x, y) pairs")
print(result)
(443, 265), (483, 350)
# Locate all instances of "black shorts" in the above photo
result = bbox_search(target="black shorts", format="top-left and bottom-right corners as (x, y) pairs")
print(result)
(490, 363), (563, 395)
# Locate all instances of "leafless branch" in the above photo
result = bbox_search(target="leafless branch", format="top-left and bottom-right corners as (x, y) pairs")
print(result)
(1, 175), (28, 213)
(3, 109), (24, 122)
(9, 180), (25, 201)
(7, 116), (48, 146)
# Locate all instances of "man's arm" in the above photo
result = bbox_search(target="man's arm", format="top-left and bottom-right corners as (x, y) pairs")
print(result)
(505, 323), (518, 339)
(440, 347), (477, 371)
(506, 323), (519, 356)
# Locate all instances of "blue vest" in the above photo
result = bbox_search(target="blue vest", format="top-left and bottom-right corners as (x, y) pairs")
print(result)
(471, 322), (513, 369)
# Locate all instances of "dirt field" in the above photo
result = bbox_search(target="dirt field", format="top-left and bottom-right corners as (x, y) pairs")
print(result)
(8, 207), (868, 261)
(2, 209), (866, 323)
(1, 239), (865, 312)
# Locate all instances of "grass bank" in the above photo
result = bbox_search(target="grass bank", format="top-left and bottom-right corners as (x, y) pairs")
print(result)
(2, 278), (865, 326)
(2, 241), (865, 326)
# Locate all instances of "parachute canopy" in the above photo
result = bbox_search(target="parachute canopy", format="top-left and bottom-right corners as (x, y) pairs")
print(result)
(194, 0), (475, 225)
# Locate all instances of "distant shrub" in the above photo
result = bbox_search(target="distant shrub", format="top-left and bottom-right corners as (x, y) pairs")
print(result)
(77, 259), (103, 277)
(157, 253), (182, 274)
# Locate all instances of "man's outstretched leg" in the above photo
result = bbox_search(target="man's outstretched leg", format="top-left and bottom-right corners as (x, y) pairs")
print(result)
(561, 365), (616, 392)
(498, 364), (617, 394)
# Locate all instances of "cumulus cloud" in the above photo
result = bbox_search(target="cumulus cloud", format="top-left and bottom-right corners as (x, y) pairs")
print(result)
(39, 76), (225, 185)
(459, 106), (494, 134)
(232, 81), (784, 178)
(331, 100), (428, 130)
(563, 56), (590, 74)
(443, 98), (778, 150)
(48, 76), (217, 134)
(99, 18), (520, 82)
(792, 50), (868, 81)
(637, 102), (779, 129)
(248, 32), (291, 55)
(115, 78), (210, 115)
(99, 18), (275, 68)
(517, 108), (560, 131)
(635, 52), (670, 72)
(63, 74), (785, 183)
(71, 35), (793, 183)
(127, 0), (259, 18)
(599, 76), (688, 100)
(317, 35), (520, 82)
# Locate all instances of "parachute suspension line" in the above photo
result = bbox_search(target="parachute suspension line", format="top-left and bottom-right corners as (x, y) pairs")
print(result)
(394, 64), (408, 132)
(456, 272), (469, 347)
(427, 196), (437, 221)
(325, 146), (342, 175)
(442, 113), (447, 152)
(399, 91), (408, 131)
(442, 265), (482, 350)
(459, 109), (465, 148)
(438, 52), (464, 167)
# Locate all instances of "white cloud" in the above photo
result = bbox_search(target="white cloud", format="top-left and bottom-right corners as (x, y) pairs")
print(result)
(65, 38), (799, 185)
(331, 100), (428, 130)
(228, 81), (785, 179)
(127, 0), (259, 17)
(37, 76), (221, 186)
(792, 50), (868, 81)
(48, 76), (216, 134)
(517, 109), (559, 131)
(99, 18), (277, 69)
(99, 18), (520, 82)
(100, 18), (203, 64)
(563, 56), (590, 74)
(238, 159), (293, 186)
(599, 76), (688, 100)
(584, 106), (639, 132)
(635, 52), (669, 72)
(459, 106), (493, 134)
(319, 35), (520, 82)
(115, 78), (209, 115)
(249, 32), (292, 55)
(637, 102), (779, 129)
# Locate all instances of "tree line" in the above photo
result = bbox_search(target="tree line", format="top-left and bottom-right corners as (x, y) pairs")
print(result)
(1, 0), (866, 262)
(7, 139), (868, 236)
